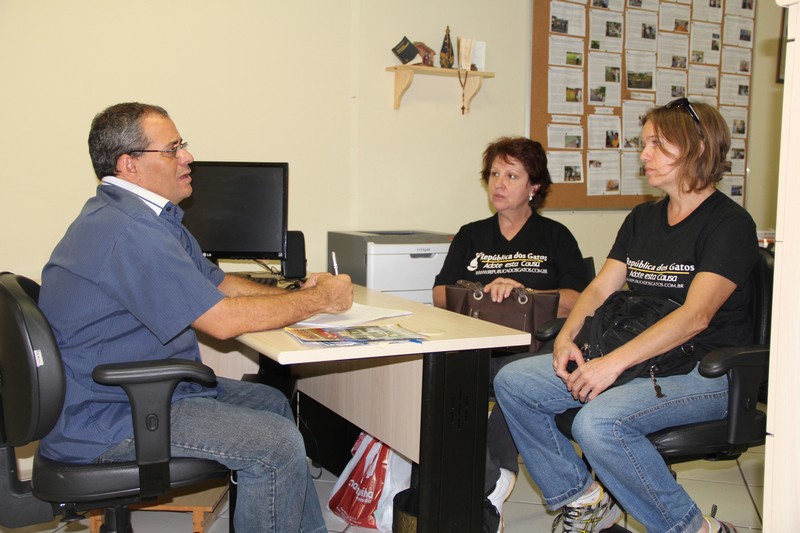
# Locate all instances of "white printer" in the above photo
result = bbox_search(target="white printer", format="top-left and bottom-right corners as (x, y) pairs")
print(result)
(327, 230), (453, 304)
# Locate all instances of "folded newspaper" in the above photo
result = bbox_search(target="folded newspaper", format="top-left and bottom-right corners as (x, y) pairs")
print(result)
(284, 323), (427, 345)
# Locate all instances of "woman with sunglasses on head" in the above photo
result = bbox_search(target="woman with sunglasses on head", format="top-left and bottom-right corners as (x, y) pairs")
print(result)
(494, 100), (757, 533)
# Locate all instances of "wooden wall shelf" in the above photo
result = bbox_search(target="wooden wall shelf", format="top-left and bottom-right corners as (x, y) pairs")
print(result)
(385, 64), (495, 113)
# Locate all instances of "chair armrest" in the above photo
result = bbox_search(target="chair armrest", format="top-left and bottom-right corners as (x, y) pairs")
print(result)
(698, 344), (769, 378)
(92, 359), (217, 498)
(535, 317), (566, 342)
(92, 358), (217, 385)
(699, 344), (769, 447)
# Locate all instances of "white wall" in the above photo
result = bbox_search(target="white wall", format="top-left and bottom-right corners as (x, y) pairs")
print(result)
(0, 0), (781, 278)
(0, 0), (534, 276)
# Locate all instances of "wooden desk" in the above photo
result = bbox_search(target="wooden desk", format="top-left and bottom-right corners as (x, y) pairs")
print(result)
(238, 286), (530, 533)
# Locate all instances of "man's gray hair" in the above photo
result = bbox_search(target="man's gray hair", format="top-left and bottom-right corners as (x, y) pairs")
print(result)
(88, 102), (169, 179)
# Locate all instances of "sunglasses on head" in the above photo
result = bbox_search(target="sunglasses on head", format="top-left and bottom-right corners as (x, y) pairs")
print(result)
(664, 97), (701, 125)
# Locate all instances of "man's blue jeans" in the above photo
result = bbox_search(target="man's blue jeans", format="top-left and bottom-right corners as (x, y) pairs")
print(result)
(96, 377), (326, 533)
(494, 353), (729, 533)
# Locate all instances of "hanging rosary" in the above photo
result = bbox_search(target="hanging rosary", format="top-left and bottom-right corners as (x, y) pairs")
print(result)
(458, 69), (469, 115)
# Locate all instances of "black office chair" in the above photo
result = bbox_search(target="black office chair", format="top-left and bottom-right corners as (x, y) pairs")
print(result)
(0, 272), (230, 532)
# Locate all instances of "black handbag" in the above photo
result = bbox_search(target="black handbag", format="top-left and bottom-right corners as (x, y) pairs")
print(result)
(445, 280), (560, 353)
(573, 290), (697, 396)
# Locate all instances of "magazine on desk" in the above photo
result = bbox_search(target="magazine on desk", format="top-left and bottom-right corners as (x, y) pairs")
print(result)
(285, 323), (427, 346)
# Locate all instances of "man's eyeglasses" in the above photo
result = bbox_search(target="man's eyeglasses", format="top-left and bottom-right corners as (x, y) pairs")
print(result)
(131, 141), (189, 158)
(664, 98), (701, 126)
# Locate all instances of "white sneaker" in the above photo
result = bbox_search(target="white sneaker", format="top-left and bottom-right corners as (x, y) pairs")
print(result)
(487, 468), (516, 533)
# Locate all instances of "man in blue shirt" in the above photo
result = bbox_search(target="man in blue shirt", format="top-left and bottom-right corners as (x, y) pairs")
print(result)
(39, 102), (351, 533)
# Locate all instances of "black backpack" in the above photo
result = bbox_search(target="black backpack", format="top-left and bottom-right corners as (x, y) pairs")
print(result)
(573, 291), (697, 396)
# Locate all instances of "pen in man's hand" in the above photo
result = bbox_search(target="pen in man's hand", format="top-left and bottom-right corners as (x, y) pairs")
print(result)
(331, 251), (339, 275)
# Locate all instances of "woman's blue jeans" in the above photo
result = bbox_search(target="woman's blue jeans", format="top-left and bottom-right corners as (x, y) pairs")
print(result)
(494, 353), (729, 533)
(96, 377), (326, 533)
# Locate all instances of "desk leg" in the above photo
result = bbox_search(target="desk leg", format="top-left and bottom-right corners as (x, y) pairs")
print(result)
(418, 348), (489, 533)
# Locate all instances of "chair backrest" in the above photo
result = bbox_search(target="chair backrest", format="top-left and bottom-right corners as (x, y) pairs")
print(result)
(747, 247), (774, 405)
(750, 247), (774, 346)
(583, 257), (596, 281)
(1, 272), (230, 529)
(0, 273), (65, 447)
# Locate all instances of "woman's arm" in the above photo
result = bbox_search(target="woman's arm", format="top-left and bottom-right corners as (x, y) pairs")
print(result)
(565, 271), (737, 402)
(555, 288), (579, 318)
(553, 258), (628, 379)
(432, 285), (447, 308)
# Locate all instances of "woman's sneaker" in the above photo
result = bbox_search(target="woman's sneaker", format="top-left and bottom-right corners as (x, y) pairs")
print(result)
(552, 486), (622, 533)
(485, 468), (516, 533)
(704, 515), (738, 532)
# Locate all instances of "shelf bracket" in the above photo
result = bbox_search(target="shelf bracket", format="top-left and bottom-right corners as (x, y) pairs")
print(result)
(391, 68), (415, 110)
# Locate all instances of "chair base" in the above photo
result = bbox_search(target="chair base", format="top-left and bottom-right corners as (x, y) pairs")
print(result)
(95, 506), (132, 533)
(89, 479), (228, 533)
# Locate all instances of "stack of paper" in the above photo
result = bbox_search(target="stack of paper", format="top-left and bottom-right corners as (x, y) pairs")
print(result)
(293, 302), (411, 328)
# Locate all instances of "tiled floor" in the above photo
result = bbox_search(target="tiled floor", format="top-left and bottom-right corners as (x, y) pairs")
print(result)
(2, 446), (764, 533)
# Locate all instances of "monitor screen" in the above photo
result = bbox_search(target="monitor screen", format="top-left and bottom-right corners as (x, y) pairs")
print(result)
(181, 161), (288, 262)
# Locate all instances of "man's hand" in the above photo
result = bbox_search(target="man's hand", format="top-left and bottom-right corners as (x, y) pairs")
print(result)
(314, 273), (353, 314)
(301, 272), (326, 288)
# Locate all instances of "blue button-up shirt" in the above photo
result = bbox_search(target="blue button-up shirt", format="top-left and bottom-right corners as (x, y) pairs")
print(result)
(38, 181), (226, 463)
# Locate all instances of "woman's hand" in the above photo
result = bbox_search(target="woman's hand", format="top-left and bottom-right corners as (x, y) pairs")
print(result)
(483, 277), (525, 303)
(564, 356), (623, 402)
(550, 258), (629, 397)
(552, 333), (584, 382)
(554, 328), (623, 403)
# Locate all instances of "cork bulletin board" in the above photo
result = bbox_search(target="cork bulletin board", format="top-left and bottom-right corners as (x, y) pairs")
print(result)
(531, 0), (756, 209)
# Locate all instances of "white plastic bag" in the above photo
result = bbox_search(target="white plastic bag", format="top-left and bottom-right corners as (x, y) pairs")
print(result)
(374, 443), (412, 532)
(328, 432), (412, 531)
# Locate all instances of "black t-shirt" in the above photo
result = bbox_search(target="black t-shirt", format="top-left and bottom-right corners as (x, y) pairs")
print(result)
(434, 212), (588, 292)
(608, 190), (758, 355)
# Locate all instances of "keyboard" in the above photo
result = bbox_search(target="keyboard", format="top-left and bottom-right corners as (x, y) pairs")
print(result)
(239, 273), (278, 286)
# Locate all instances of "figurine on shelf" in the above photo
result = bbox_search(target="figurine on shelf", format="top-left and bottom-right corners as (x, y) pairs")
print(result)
(440, 26), (454, 69)
(414, 41), (436, 67)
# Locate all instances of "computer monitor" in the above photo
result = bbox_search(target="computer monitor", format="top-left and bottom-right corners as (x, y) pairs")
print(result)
(180, 161), (288, 263)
